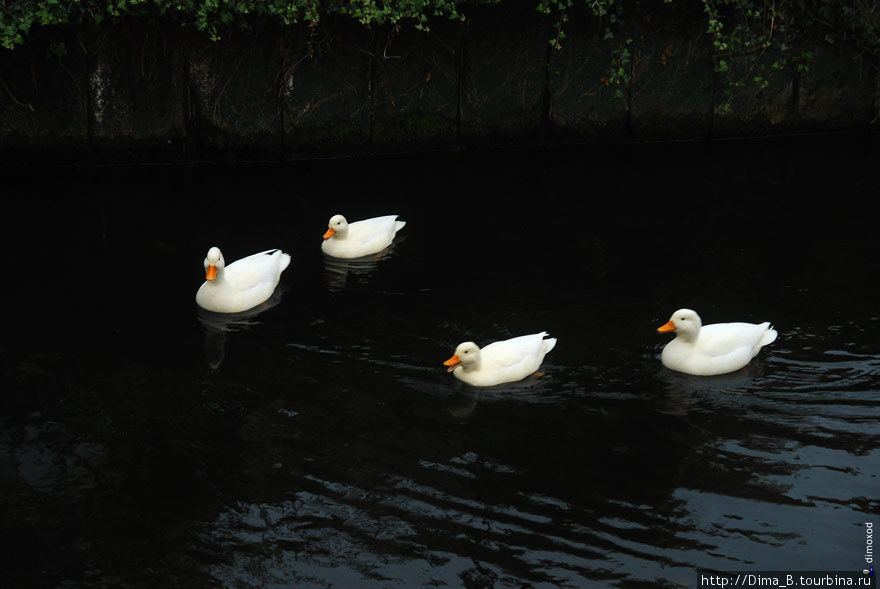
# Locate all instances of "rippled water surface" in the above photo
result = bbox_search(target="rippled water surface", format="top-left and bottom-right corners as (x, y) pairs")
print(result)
(2, 138), (879, 588)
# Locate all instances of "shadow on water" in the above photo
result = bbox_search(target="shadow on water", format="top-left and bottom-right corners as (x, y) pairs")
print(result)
(322, 239), (404, 293)
(198, 285), (288, 369)
(1, 137), (879, 588)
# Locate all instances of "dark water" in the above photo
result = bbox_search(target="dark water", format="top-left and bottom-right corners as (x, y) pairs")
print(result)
(2, 137), (879, 588)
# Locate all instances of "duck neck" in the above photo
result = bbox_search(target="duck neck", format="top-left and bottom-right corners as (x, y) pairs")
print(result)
(676, 329), (699, 344)
(460, 358), (481, 372)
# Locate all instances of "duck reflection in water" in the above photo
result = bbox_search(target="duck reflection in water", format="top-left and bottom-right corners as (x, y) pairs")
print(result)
(656, 362), (765, 416)
(197, 286), (287, 369)
(442, 370), (560, 420)
(445, 390), (480, 419)
(322, 241), (401, 293)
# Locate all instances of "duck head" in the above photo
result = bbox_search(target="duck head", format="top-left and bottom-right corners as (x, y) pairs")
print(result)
(657, 308), (702, 341)
(443, 342), (481, 372)
(323, 214), (349, 239)
(203, 246), (225, 281)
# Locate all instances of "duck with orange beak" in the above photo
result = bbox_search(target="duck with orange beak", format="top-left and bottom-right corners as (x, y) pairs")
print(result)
(657, 308), (777, 376)
(321, 214), (406, 258)
(196, 246), (291, 313)
(443, 332), (557, 387)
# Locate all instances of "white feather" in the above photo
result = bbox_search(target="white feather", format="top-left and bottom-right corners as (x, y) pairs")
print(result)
(196, 248), (290, 313)
(321, 214), (406, 258)
(446, 332), (557, 387)
(658, 309), (777, 376)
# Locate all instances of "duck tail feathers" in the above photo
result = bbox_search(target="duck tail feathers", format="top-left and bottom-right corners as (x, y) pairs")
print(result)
(395, 220), (406, 233)
(761, 326), (778, 347)
(279, 252), (292, 272)
(542, 337), (557, 354)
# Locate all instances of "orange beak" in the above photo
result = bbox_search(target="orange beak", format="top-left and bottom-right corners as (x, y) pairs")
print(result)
(657, 320), (676, 333)
(323, 227), (335, 239)
(443, 354), (461, 371)
(205, 265), (217, 281)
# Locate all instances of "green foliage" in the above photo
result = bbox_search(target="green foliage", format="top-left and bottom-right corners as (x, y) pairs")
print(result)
(538, 0), (571, 51)
(540, 0), (624, 49)
(534, 0), (879, 108)
(605, 37), (632, 100)
(339, 0), (466, 31)
(700, 0), (784, 109)
(0, 0), (470, 48)
(1, 0), (878, 113)
(696, 0), (879, 110)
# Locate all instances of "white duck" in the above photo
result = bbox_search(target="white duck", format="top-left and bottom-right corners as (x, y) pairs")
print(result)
(321, 214), (406, 258)
(195, 247), (291, 313)
(657, 309), (777, 376)
(443, 332), (557, 387)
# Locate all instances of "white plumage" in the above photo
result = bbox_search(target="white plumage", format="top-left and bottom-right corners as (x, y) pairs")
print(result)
(195, 247), (291, 313)
(321, 214), (406, 258)
(657, 308), (777, 376)
(443, 332), (557, 387)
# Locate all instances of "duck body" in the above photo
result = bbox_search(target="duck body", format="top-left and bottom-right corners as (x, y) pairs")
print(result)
(658, 309), (777, 376)
(196, 247), (291, 313)
(321, 214), (406, 258)
(444, 332), (557, 387)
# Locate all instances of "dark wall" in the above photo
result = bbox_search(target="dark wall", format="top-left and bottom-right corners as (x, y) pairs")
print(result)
(1, 3), (877, 164)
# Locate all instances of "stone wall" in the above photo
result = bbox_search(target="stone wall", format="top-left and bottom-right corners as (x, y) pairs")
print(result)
(0, 2), (877, 164)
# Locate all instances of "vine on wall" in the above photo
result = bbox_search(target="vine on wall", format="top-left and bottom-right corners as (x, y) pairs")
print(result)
(539, 0), (878, 109)
(2, 0), (878, 109)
